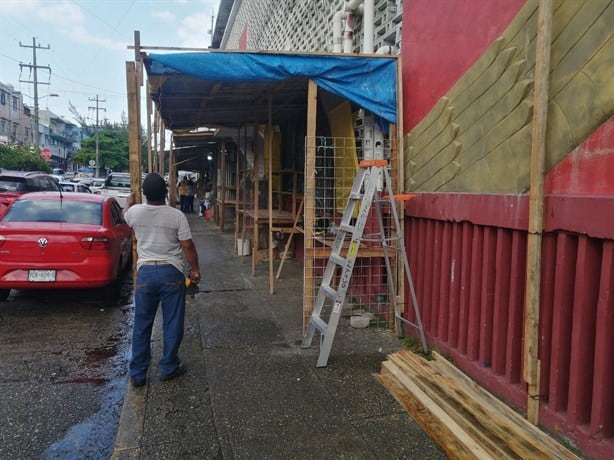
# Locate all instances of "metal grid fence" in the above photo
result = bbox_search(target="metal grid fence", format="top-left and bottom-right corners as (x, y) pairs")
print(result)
(303, 135), (400, 330)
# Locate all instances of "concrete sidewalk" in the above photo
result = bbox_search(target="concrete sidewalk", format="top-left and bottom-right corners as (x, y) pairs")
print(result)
(111, 214), (446, 459)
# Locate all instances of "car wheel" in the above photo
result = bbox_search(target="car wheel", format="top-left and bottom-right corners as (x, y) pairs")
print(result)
(0, 289), (10, 301)
(103, 278), (121, 304)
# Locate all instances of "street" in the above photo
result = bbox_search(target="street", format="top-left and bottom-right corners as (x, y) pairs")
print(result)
(0, 276), (134, 459)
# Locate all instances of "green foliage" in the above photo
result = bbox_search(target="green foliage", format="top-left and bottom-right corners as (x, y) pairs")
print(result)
(71, 122), (147, 173)
(72, 124), (130, 172)
(402, 334), (433, 359)
(0, 144), (52, 172)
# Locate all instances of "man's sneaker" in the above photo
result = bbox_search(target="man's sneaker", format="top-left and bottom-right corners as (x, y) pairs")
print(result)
(160, 363), (187, 381)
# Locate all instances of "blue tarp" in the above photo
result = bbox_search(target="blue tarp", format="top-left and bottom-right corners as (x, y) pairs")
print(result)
(146, 52), (397, 124)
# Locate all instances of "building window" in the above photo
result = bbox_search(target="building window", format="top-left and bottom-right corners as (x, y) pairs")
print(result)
(0, 91), (5, 105)
(0, 119), (6, 134)
(12, 97), (18, 111)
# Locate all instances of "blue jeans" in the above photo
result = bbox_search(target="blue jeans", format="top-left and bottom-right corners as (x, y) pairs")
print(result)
(130, 264), (186, 380)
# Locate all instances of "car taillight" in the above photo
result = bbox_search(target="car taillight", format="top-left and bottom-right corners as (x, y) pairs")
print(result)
(80, 236), (111, 250)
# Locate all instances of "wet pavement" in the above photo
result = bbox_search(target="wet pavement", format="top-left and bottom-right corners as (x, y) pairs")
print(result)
(112, 214), (447, 459)
(0, 283), (134, 459)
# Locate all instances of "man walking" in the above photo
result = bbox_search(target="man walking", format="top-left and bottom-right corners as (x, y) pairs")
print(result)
(123, 173), (201, 387)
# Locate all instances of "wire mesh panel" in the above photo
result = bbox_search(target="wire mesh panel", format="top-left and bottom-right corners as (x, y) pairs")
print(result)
(303, 135), (399, 330)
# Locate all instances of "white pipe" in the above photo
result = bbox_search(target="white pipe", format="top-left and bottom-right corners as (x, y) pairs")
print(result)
(343, 13), (355, 53)
(333, 11), (345, 53)
(376, 45), (395, 54)
(363, 0), (374, 53)
(344, 0), (362, 12)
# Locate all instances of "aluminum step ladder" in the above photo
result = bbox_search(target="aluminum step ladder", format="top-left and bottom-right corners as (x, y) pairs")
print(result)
(301, 159), (428, 367)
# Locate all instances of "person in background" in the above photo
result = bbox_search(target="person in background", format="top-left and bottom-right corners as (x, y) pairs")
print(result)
(177, 176), (188, 212)
(185, 177), (196, 213)
(123, 173), (201, 387)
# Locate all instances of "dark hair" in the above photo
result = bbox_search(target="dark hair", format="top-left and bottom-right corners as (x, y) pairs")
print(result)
(142, 173), (167, 202)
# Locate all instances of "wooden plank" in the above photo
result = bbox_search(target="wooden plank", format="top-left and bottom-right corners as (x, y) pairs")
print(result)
(303, 80), (317, 328)
(395, 351), (580, 460)
(378, 362), (493, 460)
(524, 0), (552, 425)
(387, 354), (518, 459)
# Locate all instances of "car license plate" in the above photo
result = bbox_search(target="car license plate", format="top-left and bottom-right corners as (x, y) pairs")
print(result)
(28, 270), (56, 282)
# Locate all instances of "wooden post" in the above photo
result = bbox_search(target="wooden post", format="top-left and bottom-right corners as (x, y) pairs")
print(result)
(126, 60), (141, 283)
(235, 128), (241, 241)
(392, 55), (405, 335)
(524, 0), (552, 425)
(219, 144), (226, 230)
(303, 80), (317, 329)
(252, 126), (260, 277)
(159, 118), (166, 176)
(146, 84), (152, 173)
(168, 134), (176, 206)
(126, 61), (141, 201)
(267, 93), (275, 294)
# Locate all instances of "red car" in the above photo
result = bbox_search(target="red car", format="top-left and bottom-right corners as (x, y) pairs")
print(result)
(0, 191), (133, 302)
(0, 170), (62, 219)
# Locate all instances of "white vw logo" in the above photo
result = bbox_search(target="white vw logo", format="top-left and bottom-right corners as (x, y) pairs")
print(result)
(37, 237), (48, 248)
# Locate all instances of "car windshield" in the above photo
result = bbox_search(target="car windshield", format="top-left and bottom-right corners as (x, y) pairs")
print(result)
(0, 179), (27, 192)
(2, 199), (102, 225)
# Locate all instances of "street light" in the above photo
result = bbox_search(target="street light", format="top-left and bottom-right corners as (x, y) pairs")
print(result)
(33, 92), (59, 151)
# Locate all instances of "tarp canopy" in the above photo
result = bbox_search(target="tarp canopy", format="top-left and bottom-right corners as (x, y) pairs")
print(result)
(144, 51), (398, 130)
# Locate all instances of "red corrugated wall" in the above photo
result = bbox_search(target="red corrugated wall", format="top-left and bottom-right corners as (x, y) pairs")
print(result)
(404, 192), (614, 459)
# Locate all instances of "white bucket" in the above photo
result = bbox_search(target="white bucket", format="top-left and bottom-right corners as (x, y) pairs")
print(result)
(236, 238), (251, 256)
(242, 238), (251, 256)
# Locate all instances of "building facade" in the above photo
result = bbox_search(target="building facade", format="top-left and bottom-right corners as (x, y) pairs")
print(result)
(214, 0), (402, 54)
(0, 82), (31, 146)
(0, 81), (81, 169)
(212, 1), (614, 458)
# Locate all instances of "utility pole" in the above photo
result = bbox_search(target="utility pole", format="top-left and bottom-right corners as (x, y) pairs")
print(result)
(88, 95), (106, 178)
(19, 37), (51, 152)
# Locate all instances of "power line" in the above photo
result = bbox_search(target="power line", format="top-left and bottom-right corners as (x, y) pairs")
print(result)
(19, 37), (51, 151)
(88, 95), (106, 178)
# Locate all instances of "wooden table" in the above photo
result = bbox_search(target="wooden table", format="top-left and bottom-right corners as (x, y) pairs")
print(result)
(242, 209), (296, 287)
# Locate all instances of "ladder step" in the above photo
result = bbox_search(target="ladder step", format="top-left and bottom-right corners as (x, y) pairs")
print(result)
(309, 316), (328, 334)
(349, 192), (363, 200)
(338, 223), (355, 233)
(329, 253), (347, 266)
(321, 284), (338, 301)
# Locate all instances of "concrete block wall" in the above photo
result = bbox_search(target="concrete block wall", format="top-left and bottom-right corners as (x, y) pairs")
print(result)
(222, 0), (402, 54)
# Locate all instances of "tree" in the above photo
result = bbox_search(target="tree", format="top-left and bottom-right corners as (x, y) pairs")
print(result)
(0, 144), (52, 172)
(71, 123), (130, 173)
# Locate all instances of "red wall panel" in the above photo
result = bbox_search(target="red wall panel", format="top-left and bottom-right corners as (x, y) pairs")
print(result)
(405, 193), (614, 459)
(401, 0), (526, 132)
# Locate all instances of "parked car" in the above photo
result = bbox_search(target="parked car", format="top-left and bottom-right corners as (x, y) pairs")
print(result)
(0, 170), (62, 219)
(90, 178), (106, 193)
(0, 191), (133, 302)
(59, 181), (93, 193)
(52, 168), (66, 180)
(99, 172), (132, 207)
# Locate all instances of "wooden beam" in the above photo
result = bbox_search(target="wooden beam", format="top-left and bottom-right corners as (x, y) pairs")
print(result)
(267, 93), (275, 294)
(126, 61), (141, 200)
(159, 118), (166, 176)
(524, 0), (553, 425)
(252, 124), (259, 277)
(168, 134), (176, 207)
(303, 80), (317, 329)
(146, 82), (152, 173)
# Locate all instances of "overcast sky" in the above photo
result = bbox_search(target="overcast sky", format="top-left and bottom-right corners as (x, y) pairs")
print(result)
(0, 0), (219, 125)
